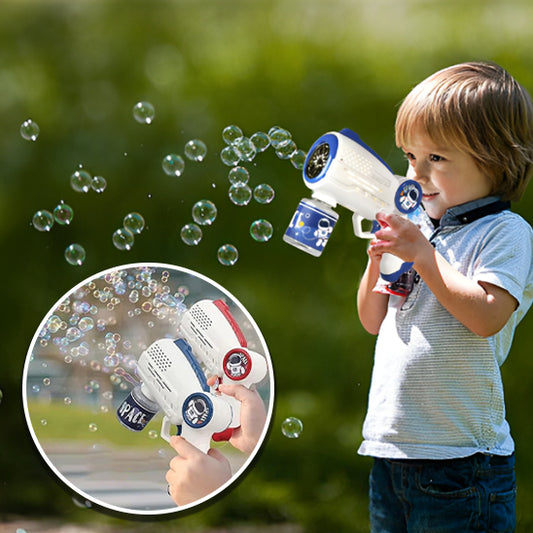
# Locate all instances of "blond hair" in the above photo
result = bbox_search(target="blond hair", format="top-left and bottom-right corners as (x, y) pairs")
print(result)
(395, 61), (533, 201)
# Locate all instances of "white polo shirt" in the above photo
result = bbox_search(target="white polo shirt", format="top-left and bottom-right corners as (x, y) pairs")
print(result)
(358, 197), (533, 460)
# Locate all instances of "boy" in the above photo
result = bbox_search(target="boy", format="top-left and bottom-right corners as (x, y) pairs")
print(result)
(357, 62), (533, 532)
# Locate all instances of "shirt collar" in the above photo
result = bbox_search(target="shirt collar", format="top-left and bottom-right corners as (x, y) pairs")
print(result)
(437, 196), (511, 228)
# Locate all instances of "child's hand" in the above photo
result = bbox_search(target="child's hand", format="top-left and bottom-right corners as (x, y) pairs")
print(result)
(165, 436), (232, 506)
(371, 212), (431, 265)
(218, 383), (267, 453)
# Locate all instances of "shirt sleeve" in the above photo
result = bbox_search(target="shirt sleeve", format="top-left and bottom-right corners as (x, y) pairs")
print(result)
(472, 213), (533, 309)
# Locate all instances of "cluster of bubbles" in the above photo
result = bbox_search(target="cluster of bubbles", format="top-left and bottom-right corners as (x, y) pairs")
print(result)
(70, 167), (107, 194)
(281, 416), (304, 439)
(30, 267), (190, 439)
(26, 103), (306, 269)
(112, 212), (146, 251)
(32, 201), (86, 266)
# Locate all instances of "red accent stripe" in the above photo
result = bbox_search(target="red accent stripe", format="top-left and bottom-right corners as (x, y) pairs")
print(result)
(213, 299), (247, 347)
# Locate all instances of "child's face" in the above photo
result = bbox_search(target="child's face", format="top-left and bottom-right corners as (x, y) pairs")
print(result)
(401, 129), (492, 220)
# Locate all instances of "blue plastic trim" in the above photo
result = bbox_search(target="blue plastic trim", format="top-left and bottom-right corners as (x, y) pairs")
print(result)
(380, 261), (414, 282)
(339, 128), (394, 173)
(174, 338), (209, 392)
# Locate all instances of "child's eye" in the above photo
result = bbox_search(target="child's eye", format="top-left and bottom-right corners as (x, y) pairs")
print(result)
(403, 151), (415, 162)
(429, 153), (444, 162)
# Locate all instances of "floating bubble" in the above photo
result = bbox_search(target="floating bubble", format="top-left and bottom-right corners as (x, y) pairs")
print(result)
(132, 101), (155, 124)
(70, 169), (92, 193)
(148, 430), (158, 439)
(220, 145), (240, 167)
(250, 219), (273, 242)
(112, 228), (135, 251)
(78, 316), (94, 332)
(104, 354), (119, 367)
(253, 183), (275, 204)
(282, 416), (303, 438)
(65, 244), (86, 266)
(228, 166), (250, 185)
(91, 175), (107, 193)
(32, 210), (54, 232)
(162, 154), (185, 177)
(123, 212), (145, 234)
(233, 137), (256, 162)
(275, 140), (297, 160)
(53, 202), (74, 225)
(228, 183), (252, 206)
(41, 419), (48, 426)
(88, 423), (98, 432)
(43, 378), (51, 386)
(180, 223), (203, 246)
(64, 397), (72, 405)
(250, 131), (270, 152)
(268, 126), (292, 149)
(20, 118), (40, 141)
(217, 244), (239, 266)
(222, 125), (243, 145)
(184, 139), (207, 162)
(192, 200), (217, 226)
(291, 149), (307, 170)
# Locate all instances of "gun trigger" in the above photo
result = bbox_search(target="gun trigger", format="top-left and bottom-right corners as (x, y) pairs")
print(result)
(212, 428), (234, 442)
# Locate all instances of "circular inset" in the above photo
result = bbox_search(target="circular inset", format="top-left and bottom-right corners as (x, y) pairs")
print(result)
(23, 263), (273, 516)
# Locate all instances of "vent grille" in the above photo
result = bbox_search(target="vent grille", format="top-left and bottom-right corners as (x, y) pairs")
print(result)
(147, 343), (172, 372)
(190, 306), (212, 330)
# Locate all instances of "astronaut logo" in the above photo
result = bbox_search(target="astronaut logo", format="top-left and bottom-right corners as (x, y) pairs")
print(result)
(223, 349), (251, 381)
(396, 181), (422, 214)
(314, 217), (333, 248)
(183, 393), (212, 428)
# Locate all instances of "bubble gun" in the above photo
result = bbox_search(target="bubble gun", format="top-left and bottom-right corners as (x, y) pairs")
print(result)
(116, 337), (239, 453)
(283, 128), (423, 282)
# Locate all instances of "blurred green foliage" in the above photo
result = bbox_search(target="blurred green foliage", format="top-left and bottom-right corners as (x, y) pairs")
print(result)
(2, 0), (533, 531)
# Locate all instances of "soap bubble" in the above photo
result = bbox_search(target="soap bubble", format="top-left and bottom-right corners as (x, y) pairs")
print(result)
(132, 101), (155, 124)
(253, 183), (275, 204)
(20, 118), (40, 141)
(250, 131), (270, 152)
(275, 140), (297, 160)
(250, 219), (273, 242)
(228, 183), (252, 206)
(78, 317), (94, 332)
(180, 223), (202, 246)
(88, 423), (98, 432)
(184, 139), (207, 162)
(217, 244), (239, 266)
(65, 244), (86, 266)
(220, 145), (240, 167)
(53, 202), (74, 225)
(222, 125), (243, 145)
(192, 200), (217, 226)
(282, 417), (303, 438)
(32, 210), (54, 232)
(91, 175), (107, 193)
(123, 212), (145, 234)
(112, 228), (135, 251)
(233, 137), (256, 162)
(70, 169), (92, 193)
(228, 166), (250, 185)
(268, 126), (292, 149)
(291, 149), (307, 170)
(162, 154), (185, 177)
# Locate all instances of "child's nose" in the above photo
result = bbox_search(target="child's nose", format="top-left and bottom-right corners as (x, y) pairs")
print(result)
(407, 160), (429, 184)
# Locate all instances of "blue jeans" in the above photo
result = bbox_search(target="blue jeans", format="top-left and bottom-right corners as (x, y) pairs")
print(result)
(369, 453), (516, 532)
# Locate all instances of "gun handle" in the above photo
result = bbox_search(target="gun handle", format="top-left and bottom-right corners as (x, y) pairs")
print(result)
(380, 253), (413, 282)
(160, 415), (173, 443)
(352, 213), (375, 240)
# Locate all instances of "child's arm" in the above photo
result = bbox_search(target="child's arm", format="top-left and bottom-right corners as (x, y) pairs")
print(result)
(372, 213), (518, 337)
(357, 247), (390, 335)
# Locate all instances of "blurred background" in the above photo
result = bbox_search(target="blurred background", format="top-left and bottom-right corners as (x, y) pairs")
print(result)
(2, 0), (533, 531)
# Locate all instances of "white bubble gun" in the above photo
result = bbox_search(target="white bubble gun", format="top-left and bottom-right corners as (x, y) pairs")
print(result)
(283, 128), (423, 282)
(179, 299), (268, 389)
(116, 338), (238, 453)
